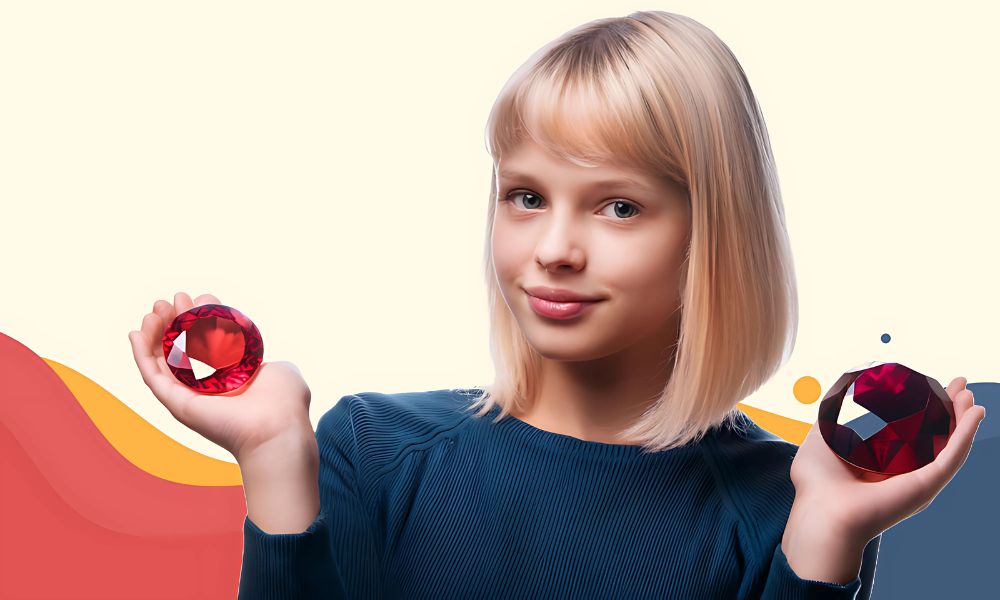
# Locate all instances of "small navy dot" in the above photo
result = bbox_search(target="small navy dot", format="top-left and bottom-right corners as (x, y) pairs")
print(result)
(881, 333), (891, 343)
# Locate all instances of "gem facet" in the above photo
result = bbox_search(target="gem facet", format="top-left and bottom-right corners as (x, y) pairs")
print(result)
(818, 361), (955, 475)
(162, 304), (263, 394)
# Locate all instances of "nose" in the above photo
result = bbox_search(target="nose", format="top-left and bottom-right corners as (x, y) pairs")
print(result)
(534, 213), (587, 273)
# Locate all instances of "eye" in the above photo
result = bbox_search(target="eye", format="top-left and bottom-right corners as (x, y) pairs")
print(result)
(501, 190), (641, 220)
(503, 190), (545, 210)
(599, 200), (641, 220)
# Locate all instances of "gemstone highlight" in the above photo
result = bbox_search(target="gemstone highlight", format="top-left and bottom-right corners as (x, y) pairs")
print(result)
(818, 361), (955, 475)
(162, 304), (263, 394)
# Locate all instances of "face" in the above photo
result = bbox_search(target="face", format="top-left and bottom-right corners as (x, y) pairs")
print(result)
(491, 138), (691, 364)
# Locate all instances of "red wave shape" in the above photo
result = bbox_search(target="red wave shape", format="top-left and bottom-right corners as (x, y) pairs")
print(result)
(0, 331), (248, 598)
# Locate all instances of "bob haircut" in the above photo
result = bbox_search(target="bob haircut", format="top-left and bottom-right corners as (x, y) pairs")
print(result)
(463, 10), (798, 453)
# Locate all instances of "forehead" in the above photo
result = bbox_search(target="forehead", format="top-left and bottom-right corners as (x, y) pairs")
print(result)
(497, 139), (659, 192)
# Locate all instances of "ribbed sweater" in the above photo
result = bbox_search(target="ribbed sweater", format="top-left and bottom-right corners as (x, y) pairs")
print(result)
(237, 388), (880, 599)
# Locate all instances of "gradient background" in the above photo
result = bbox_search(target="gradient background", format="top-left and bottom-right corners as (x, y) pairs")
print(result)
(1, 1), (996, 598)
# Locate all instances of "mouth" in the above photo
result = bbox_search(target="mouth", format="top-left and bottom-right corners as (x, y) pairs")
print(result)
(522, 285), (605, 303)
(525, 291), (603, 320)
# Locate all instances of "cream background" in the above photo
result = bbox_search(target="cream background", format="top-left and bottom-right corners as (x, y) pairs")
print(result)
(1, 1), (996, 463)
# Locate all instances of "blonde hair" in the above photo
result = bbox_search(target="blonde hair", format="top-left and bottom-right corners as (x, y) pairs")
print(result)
(463, 10), (798, 453)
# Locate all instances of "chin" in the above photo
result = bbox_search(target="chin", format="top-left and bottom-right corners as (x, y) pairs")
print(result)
(522, 331), (612, 362)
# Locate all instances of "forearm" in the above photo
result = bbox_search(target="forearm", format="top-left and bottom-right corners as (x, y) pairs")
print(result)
(238, 430), (321, 534)
(781, 499), (868, 585)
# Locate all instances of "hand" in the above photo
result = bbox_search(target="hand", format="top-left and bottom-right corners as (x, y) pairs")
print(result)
(789, 376), (986, 544)
(128, 291), (314, 462)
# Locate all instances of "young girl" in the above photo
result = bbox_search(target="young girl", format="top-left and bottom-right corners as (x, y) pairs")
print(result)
(129, 10), (984, 599)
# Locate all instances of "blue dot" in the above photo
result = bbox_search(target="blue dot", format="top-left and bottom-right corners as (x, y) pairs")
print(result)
(881, 333), (891, 343)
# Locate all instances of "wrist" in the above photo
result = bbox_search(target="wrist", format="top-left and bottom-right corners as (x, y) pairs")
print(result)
(238, 432), (321, 534)
(236, 424), (318, 467)
(781, 498), (869, 585)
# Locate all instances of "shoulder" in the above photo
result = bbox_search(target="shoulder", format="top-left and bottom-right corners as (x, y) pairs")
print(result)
(698, 410), (800, 557)
(316, 387), (477, 482)
(318, 386), (476, 431)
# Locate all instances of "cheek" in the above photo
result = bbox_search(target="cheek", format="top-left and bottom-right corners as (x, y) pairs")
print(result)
(603, 232), (679, 279)
(490, 223), (528, 278)
(596, 244), (684, 306)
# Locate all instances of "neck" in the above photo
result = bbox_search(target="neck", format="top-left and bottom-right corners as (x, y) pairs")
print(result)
(513, 318), (680, 445)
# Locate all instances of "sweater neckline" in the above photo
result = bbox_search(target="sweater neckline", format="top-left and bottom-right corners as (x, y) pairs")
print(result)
(503, 407), (653, 459)
(458, 388), (698, 460)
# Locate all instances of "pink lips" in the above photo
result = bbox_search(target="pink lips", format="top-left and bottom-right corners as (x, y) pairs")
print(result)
(526, 292), (601, 320)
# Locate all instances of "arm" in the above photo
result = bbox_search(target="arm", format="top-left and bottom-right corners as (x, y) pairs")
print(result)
(237, 431), (347, 600)
(237, 395), (383, 600)
(760, 532), (880, 600)
(764, 377), (983, 597)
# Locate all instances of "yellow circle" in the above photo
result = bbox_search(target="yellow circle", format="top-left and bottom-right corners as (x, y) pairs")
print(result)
(793, 376), (822, 404)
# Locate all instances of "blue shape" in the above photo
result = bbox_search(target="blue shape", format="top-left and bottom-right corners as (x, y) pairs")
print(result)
(967, 382), (1000, 441)
(845, 412), (889, 440)
(876, 431), (999, 597)
(881, 333), (891, 343)
(859, 382), (998, 597)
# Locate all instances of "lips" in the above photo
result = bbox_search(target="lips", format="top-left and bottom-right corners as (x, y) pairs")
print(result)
(523, 285), (603, 302)
(525, 292), (602, 320)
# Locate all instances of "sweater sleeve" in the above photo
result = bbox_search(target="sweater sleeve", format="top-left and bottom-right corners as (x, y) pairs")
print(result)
(237, 394), (383, 600)
(761, 533), (881, 600)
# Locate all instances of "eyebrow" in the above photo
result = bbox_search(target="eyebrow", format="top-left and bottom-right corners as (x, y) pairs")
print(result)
(498, 169), (656, 193)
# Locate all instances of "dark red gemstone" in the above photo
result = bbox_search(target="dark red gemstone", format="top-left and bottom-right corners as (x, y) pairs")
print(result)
(818, 361), (955, 475)
(162, 304), (263, 394)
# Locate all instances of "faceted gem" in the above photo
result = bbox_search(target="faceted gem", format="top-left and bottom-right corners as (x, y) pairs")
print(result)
(162, 304), (263, 394)
(818, 361), (955, 475)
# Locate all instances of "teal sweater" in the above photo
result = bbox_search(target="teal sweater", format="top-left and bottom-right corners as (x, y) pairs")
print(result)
(238, 388), (880, 599)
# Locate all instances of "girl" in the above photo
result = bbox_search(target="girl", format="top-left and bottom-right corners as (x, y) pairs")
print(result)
(129, 10), (984, 599)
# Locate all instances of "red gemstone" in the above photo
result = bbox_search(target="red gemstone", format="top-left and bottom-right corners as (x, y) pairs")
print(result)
(161, 304), (263, 394)
(818, 361), (955, 475)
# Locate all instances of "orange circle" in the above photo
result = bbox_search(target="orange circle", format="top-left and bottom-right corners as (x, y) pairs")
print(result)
(793, 376), (822, 404)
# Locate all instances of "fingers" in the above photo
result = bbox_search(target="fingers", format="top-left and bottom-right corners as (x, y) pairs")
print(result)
(127, 291), (220, 428)
(946, 376), (971, 421)
(942, 406), (979, 466)
(128, 328), (162, 386)
(874, 397), (986, 517)
(162, 291), (221, 317)
(193, 293), (221, 307)
(151, 300), (175, 357)
(946, 376), (967, 397)
(131, 314), (171, 379)
(954, 389), (976, 426)
(134, 291), (221, 368)
(928, 395), (984, 486)
(128, 327), (153, 370)
(152, 299), (175, 324)
(140, 311), (165, 354)
(127, 329), (190, 423)
(174, 292), (194, 314)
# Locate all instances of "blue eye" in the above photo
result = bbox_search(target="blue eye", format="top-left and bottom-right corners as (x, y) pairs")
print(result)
(505, 191), (544, 210)
(501, 191), (641, 220)
(600, 200), (641, 220)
